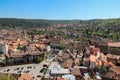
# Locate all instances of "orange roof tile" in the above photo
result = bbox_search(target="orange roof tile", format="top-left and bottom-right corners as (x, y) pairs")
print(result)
(90, 55), (96, 62)
(110, 67), (120, 74)
(93, 48), (100, 55)
(108, 62), (115, 67)
(18, 73), (33, 80)
(108, 42), (120, 47)
(57, 78), (65, 80)
(71, 68), (82, 76)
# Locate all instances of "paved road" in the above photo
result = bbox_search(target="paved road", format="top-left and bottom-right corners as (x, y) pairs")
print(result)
(0, 58), (54, 80)
(0, 52), (57, 80)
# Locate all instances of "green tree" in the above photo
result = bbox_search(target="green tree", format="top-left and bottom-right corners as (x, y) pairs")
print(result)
(0, 74), (17, 80)
(37, 56), (43, 63)
(2, 58), (6, 65)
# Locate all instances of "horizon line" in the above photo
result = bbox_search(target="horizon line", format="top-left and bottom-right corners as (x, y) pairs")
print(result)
(0, 17), (120, 21)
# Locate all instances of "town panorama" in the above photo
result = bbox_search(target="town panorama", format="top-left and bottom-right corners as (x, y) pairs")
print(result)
(0, 18), (120, 80)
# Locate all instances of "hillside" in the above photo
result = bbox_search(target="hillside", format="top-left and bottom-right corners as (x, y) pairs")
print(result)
(0, 18), (120, 31)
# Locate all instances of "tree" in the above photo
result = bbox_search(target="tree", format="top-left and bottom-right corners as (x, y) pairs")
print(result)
(0, 74), (17, 80)
(37, 56), (43, 63)
(2, 58), (6, 65)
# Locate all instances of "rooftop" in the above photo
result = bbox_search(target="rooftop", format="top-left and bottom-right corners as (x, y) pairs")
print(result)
(18, 73), (33, 80)
(108, 42), (120, 47)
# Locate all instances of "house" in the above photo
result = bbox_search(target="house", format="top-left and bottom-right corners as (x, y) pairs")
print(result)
(62, 59), (73, 68)
(74, 58), (80, 66)
(108, 42), (120, 55)
(89, 54), (96, 69)
(61, 54), (70, 61)
(18, 73), (33, 80)
(107, 54), (117, 65)
(71, 68), (82, 80)
(62, 74), (75, 80)
(51, 68), (70, 75)
(49, 37), (64, 49)
(44, 62), (71, 80)
(57, 78), (66, 80)
(102, 71), (116, 80)
(0, 43), (8, 54)
(73, 66), (97, 80)
(6, 50), (44, 65)
(50, 62), (70, 76)
(90, 39), (120, 55)
(110, 67), (120, 75)
(83, 58), (90, 68)
(108, 67), (120, 79)
(97, 43), (108, 54)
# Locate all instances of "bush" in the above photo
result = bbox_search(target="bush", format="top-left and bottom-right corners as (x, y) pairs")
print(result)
(37, 56), (43, 63)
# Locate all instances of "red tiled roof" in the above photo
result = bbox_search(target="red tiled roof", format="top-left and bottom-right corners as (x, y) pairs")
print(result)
(71, 68), (82, 76)
(18, 73), (33, 80)
(6, 50), (42, 58)
(62, 59), (73, 68)
(57, 78), (65, 80)
(110, 67), (120, 74)
(93, 48), (100, 55)
(108, 43), (120, 47)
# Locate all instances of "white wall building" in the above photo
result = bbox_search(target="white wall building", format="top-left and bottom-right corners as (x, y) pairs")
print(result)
(0, 44), (8, 54)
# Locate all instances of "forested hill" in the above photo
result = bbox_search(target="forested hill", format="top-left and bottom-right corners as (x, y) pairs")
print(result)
(0, 18), (50, 29)
(0, 18), (78, 29)
(0, 18), (120, 31)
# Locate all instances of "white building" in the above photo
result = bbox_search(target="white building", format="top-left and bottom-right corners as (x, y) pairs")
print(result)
(0, 44), (8, 54)
(47, 45), (51, 52)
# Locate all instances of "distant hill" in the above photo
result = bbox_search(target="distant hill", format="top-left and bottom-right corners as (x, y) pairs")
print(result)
(0, 18), (120, 31)
(0, 18), (51, 29)
(0, 18), (79, 29)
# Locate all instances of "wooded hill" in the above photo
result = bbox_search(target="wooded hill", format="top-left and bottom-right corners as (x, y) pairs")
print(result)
(0, 18), (77, 29)
(0, 18), (120, 32)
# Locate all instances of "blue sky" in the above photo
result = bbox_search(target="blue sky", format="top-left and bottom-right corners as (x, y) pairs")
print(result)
(0, 0), (120, 20)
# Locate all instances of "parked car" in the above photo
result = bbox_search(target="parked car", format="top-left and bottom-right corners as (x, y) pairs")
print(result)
(37, 74), (42, 77)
